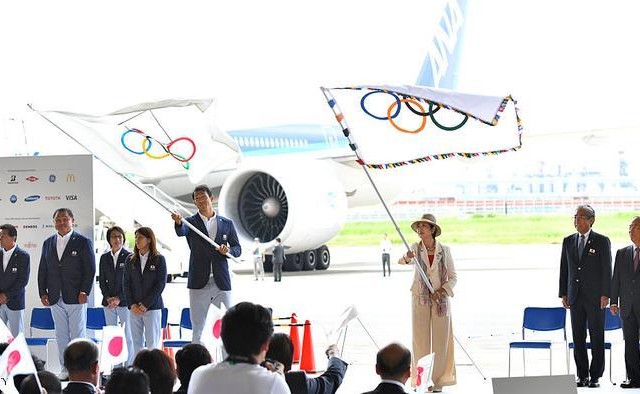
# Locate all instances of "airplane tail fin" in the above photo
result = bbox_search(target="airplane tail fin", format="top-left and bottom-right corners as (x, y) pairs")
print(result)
(415, 0), (468, 89)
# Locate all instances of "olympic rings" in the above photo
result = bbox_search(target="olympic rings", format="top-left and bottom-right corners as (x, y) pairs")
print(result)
(360, 89), (469, 132)
(360, 90), (401, 120)
(121, 128), (196, 169)
(387, 99), (427, 134)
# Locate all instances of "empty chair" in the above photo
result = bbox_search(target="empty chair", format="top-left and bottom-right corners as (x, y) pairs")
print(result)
(26, 307), (55, 347)
(86, 307), (108, 343)
(568, 307), (622, 384)
(163, 308), (192, 349)
(508, 307), (568, 376)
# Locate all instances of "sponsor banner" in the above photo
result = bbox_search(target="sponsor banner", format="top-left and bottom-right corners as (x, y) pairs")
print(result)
(0, 155), (94, 329)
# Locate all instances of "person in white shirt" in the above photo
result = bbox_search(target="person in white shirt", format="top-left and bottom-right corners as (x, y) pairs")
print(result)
(253, 238), (265, 281)
(188, 302), (290, 394)
(380, 233), (392, 277)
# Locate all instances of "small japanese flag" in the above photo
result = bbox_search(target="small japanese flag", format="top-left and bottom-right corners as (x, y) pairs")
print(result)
(100, 325), (129, 371)
(415, 353), (435, 393)
(0, 319), (13, 343)
(0, 333), (37, 378)
(201, 303), (226, 353)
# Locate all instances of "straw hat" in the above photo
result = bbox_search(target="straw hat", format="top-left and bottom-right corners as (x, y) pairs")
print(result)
(410, 213), (442, 237)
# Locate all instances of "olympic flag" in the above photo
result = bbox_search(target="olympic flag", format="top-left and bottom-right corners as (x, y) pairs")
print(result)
(30, 98), (240, 183)
(321, 85), (523, 168)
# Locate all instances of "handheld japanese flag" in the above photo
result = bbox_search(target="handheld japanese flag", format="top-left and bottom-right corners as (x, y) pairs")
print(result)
(415, 353), (435, 394)
(0, 333), (37, 378)
(0, 319), (13, 343)
(100, 325), (129, 372)
(201, 303), (226, 352)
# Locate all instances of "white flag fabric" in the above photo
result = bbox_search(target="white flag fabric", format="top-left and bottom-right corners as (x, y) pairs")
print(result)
(201, 303), (226, 353)
(29, 98), (240, 183)
(321, 85), (523, 168)
(415, 353), (435, 393)
(327, 305), (359, 339)
(0, 334), (37, 378)
(100, 325), (129, 371)
(0, 319), (13, 343)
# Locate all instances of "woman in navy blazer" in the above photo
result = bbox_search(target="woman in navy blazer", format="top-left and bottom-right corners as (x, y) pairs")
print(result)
(124, 227), (167, 357)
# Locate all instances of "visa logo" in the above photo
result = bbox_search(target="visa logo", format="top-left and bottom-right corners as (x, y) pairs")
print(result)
(66, 195), (78, 201)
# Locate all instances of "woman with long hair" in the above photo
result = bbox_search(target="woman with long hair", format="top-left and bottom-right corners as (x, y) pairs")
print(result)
(399, 214), (457, 392)
(124, 227), (167, 357)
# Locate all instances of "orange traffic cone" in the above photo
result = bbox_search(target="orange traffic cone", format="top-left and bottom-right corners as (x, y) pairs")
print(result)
(163, 326), (174, 359)
(290, 313), (301, 363)
(299, 320), (316, 373)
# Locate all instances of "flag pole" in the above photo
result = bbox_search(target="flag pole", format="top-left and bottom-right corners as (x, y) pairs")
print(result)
(27, 104), (240, 263)
(320, 87), (487, 380)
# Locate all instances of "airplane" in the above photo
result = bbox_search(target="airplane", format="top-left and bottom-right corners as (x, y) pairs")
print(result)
(3, 0), (469, 273)
(141, 0), (469, 272)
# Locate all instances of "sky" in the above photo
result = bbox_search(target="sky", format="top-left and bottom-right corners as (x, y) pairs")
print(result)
(0, 0), (639, 161)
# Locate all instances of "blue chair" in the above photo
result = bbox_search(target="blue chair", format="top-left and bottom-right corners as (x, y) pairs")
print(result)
(163, 308), (192, 348)
(86, 307), (107, 343)
(26, 308), (56, 347)
(508, 307), (568, 376)
(568, 307), (621, 384)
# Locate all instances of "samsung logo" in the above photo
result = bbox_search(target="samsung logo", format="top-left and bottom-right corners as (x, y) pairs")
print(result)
(24, 195), (41, 202)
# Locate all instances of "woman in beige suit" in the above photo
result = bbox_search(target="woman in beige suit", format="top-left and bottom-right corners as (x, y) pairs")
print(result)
(399, 213), (457, 392)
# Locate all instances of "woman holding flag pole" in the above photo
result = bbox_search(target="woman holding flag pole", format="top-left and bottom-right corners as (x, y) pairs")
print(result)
(124, 227), (167, 357)
(399, 214), (457, 392)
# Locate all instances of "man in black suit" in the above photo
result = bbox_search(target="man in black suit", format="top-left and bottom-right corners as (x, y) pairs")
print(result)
(62, 339), (100, 394)
(362, 343), (411, 394)
(266, 333), (348, 394)
(98, 225), (133, 365)
(38, 208), (96, 378)
(0, 223), (30, 338)
(171, 185), (241, 344)
(611, 216), (640, 389)
(272, 238), (285, 282)
(559, 205), (612, 388)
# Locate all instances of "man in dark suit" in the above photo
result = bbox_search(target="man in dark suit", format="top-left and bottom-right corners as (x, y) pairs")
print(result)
(0, 223), (30, 338)
(266, 333), (348, 394)
(171, 185), (241, 344)
(362, 343), (411, 394)
(559, 204), (612, 388)
(272, 238), (285, 282)
(38, 208), (96, 378)
(98, 225), (133, 365)
(62, 339), (100, 394)
(610, 216), (640, 389)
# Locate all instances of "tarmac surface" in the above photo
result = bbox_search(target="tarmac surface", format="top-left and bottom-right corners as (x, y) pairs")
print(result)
(160, 243), (631, 393)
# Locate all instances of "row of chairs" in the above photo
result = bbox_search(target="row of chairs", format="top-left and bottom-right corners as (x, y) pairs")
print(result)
(508, 306), (622, 384)
(26, 307), (194, 350)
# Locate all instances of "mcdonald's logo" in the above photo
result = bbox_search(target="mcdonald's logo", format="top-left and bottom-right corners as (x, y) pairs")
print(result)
(66, 174), (76, 182)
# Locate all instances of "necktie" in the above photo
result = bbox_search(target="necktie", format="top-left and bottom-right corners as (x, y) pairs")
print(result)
(578, 234), (585, 257)
(634, 247), (639, 272)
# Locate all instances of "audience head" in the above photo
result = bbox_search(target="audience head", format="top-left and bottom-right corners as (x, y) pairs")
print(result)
(63, 339), (99, 384)
(222, 301), (274, 363)
(266, 333), (294, 372)
(105, 367), (150, 394)
(175, 343), (211, 389)
(20, 371), (61, 394)
(376, 343), (412, 383)
(133, 349), (176, 394)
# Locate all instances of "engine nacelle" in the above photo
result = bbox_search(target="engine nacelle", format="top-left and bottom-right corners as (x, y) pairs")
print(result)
(218, 159), (347, 254)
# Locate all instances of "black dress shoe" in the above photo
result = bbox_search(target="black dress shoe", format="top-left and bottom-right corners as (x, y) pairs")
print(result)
(588, 379), (599, 388)
(576, 378), (590, 387)
(621, 381), (640, 388)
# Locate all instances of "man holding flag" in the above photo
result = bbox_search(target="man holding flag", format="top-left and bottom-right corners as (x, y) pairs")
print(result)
(171, 185), (241, 344)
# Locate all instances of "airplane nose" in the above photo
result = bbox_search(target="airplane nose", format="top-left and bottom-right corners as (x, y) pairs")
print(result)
(262, 197), (281, 218)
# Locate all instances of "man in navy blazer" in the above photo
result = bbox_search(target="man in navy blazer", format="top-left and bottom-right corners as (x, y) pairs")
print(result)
(610, 216), (640, 389)
(0, 223), (30, 338)
(559, 205), (612, 388)
(38, 208), (96, 378)
(98, 225), (133, 364)
(171, 185), (241, 343)
(362, 343), (411, 394)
